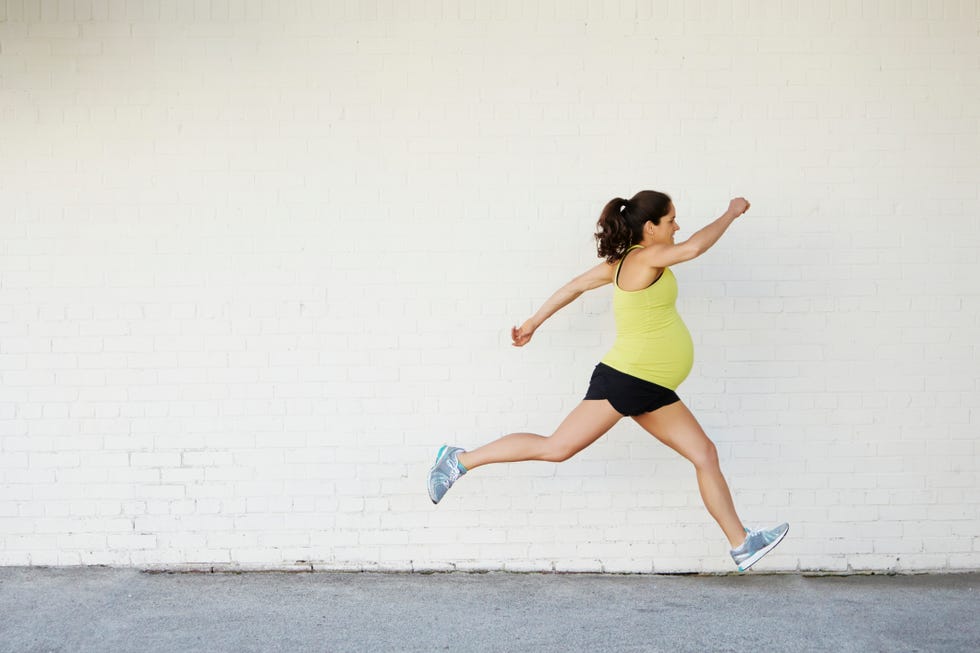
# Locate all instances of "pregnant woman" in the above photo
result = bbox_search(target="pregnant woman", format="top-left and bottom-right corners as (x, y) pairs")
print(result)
(427, 190), (788, 572)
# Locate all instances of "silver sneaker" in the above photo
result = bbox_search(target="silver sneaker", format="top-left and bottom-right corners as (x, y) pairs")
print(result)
(730, 522), (789, 572)
(427, 445), (467, 504)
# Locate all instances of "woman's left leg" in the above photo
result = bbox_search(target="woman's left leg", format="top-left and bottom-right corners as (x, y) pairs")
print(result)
(632, 401), (746, 548)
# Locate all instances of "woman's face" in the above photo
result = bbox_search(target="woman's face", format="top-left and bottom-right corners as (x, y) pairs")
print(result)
(648, 203), (680, 244)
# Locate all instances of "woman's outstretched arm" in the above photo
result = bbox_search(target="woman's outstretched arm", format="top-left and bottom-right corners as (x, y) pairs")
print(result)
(511, 261), (616, 347)
(639, 197), (751, 269)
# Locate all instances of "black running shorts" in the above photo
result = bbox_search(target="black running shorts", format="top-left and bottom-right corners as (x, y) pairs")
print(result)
(584, 362), (681, 416)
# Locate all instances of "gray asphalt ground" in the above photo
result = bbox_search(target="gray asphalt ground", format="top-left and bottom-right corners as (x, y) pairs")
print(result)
(1, 568), (977, 653)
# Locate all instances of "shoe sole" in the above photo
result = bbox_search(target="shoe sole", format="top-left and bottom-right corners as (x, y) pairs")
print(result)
(737, 524), (789, 572)
(427, 445), (451, 504)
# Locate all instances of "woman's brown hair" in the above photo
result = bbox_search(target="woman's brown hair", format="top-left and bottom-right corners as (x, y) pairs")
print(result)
(594, 190), (672, 263)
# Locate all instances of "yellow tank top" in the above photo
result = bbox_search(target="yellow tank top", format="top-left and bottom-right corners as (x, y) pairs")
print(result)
(600, 245), (695, 390)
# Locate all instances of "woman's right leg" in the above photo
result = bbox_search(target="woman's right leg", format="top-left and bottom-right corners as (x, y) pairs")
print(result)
(631, 401), (746, 547)
(456, 400), (622, 471)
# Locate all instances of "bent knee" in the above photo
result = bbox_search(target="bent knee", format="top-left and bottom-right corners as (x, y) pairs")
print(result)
(539, 439), (576, 463)
(690, 440), (720, 470)
(539, 448), (575, 463)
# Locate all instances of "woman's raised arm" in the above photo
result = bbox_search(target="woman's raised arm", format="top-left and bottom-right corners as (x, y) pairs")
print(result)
(638, 198), (751, 269)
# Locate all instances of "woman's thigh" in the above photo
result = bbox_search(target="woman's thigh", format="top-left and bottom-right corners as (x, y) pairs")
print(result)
(544, 400), (623, 461)
(630, 400), (718, 468)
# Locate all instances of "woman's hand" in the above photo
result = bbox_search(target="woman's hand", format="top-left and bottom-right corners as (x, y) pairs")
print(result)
(727, 197), (751, 218)
(511, 320), (536, 347)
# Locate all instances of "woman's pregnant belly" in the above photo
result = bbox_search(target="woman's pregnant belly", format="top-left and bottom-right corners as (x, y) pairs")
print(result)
(601, 318), (694, 391)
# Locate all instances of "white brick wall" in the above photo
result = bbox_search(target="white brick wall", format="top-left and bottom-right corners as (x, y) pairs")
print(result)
(1, 0), (978, 573)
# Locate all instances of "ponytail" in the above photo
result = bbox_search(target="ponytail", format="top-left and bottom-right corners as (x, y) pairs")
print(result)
(594, 198), (634, 263)
(594, 191), (673, 263)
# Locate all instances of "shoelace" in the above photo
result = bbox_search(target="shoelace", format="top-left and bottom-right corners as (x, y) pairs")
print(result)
(442, 456), (461, 485)
(739, 529), (765, 551)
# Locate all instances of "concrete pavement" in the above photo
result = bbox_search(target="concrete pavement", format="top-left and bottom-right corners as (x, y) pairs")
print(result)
(1, 568), (977, 652)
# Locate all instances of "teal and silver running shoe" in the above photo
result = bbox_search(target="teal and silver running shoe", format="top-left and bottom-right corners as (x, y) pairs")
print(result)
(427, 445), (467, 504)
(730, 522), (789, 571)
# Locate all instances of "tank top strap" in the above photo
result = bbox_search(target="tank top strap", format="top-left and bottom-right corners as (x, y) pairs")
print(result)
(615, 244), (645, 286)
